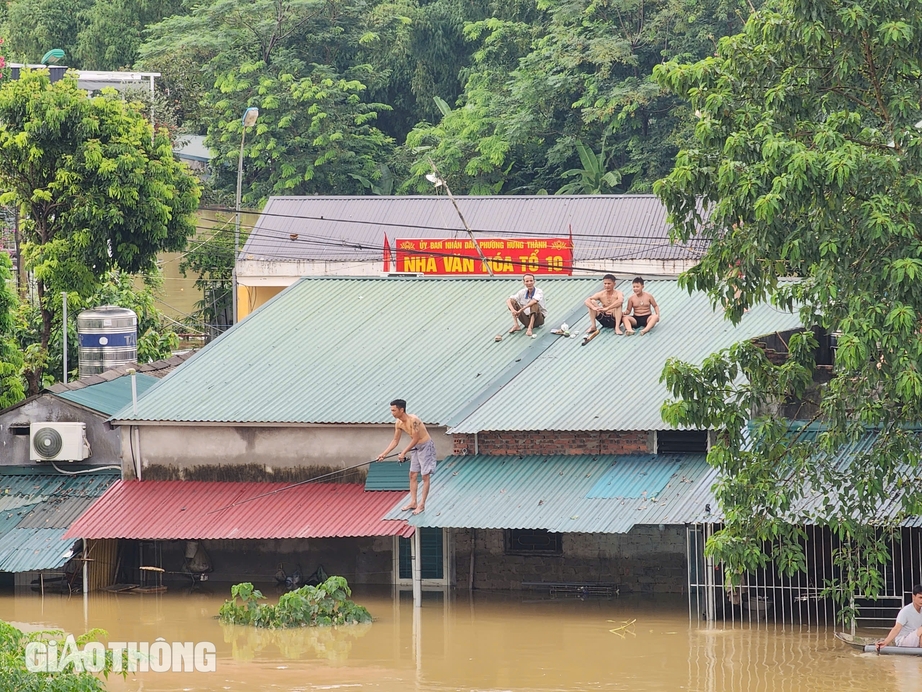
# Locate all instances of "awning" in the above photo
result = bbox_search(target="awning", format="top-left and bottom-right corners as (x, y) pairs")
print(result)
(383, 454), (717, 534)
(0, 467), (118, 572)
(65, 481), (414, 540)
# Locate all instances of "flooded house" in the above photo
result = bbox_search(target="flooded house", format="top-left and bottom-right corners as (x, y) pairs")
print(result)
(0, 356), (189, 592)
(65, 276), (803, 603)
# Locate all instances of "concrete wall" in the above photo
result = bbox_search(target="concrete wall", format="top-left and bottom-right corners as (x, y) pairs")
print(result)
(453, 430), (653, 456)
(0, 395), (121, 466)
(123, 424), (454, 479)
(150, 536), (395, 586)
(453, 526), (687, 594)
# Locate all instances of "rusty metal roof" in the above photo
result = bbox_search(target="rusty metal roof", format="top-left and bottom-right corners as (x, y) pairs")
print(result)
(243, 195), (708, 263)
(0, 467), (117, 572)
(65, 481), (414, 540)
(383, 454), (717, 533)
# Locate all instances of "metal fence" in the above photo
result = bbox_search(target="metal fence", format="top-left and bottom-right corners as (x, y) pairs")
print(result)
(687, 524), (922, 628)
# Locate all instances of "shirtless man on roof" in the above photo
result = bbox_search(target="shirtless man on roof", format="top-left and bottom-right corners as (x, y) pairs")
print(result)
(623, 276), (660, 335)
(377, 399), (436, 515)
(584, 274), (624, 335)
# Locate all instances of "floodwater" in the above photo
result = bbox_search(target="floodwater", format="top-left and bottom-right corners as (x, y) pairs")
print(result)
(0, 586), (917, 692)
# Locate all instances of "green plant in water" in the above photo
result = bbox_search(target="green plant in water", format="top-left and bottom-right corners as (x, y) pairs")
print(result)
(219, 577), (372, 628)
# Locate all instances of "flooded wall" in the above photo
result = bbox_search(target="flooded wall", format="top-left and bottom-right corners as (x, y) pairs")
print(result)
(123, 424), (454, 477)
(454, 526), (686, 593)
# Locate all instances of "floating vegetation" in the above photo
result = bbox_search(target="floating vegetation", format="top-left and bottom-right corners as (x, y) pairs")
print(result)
(218, 577), (372, 628)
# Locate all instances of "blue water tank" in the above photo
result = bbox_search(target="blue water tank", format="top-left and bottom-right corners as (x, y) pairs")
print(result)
(77, 306), (138, 376)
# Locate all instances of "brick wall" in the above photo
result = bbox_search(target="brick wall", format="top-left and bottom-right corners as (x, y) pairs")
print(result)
(452, 430), (652, 456)
(452, 527), (686, 593)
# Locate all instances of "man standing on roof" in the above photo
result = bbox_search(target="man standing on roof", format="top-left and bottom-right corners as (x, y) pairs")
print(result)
(878, 585), (922, 650)
(584, 274), (624, 336)
(623, 276), (660, 335)
(377, 399), (436, 515)
(506, 273), (547, 337)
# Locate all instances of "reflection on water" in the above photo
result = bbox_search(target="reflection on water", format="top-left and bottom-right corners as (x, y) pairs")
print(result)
(0, 585), (912, 691)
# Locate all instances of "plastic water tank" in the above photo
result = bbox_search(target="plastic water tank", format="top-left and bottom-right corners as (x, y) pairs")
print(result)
(77, 306), (138, 377)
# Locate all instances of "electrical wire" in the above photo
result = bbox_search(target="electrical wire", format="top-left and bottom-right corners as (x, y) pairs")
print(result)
(51, 462), (122, 475)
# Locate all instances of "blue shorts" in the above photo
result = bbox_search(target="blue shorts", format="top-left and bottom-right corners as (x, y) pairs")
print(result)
(410, 439), (437, 476)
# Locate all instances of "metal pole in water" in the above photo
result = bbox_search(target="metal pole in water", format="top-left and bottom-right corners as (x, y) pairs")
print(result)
(62, 292), (67, 383)
(412, 528), (422, 607)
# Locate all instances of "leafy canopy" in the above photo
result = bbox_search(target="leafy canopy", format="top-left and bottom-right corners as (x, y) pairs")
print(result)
(654, 0), (922, 605)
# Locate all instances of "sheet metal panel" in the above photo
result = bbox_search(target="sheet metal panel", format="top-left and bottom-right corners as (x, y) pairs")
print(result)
(113, 277), (600, 423)
(447, 280), (803, 432)
(65, 481), (414, 540)
(383, 454), (715, 534)
(54, 374), (158, 415)
(365, 461), (411, 491)
(586, 456), (688, 498)
(244, 195), (708, 263)
(0, 528), (77, 573)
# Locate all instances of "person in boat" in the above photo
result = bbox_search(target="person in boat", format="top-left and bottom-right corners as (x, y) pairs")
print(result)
(584, 274), (625, 336)
(623, 276), (661, 335)
(506, 273), (547, 337)
(377, 399), (436, 515)
(878, 585), (922, 650)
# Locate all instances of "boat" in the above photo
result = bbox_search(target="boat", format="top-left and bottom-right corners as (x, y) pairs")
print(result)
(835, 631), (922, 656)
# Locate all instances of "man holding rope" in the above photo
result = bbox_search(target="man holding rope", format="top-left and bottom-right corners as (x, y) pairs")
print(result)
(377, 399), (436, 515)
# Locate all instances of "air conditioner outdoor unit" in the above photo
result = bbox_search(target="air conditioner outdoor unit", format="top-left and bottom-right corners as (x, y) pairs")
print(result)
(30, 422), (91, 462)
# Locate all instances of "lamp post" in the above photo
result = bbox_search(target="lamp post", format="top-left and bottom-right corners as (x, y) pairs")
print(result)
(425, 163), (493, 277)
(232, 106), (259, 326)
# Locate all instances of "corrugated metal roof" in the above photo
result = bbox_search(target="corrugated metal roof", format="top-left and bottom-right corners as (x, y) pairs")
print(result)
(586, 457), (682, 498)
(0, 468), (117, 572)
(447, 280), (803, 432)
(113, 276), (602, 423)
(0, 528), (77, 573)
(382, 454), (716, 533)
(243, 195), (708, 263)
(365, 461), (411, 491)
(65, 481), (414, 540)
(53, 374), (159, 415)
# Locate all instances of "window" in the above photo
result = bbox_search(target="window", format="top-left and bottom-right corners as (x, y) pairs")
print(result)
(7, 425), (29, 436)
(398, 527), (444, 580)
(505, 529), (562, 555)
(657, 430), (708, 454)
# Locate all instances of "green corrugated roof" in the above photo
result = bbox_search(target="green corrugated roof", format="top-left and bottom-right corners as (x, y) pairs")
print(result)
(383, 454), (716, 533)
(113, 277), (603, 424)
(0, 468), (117, 572)
(54, 374), (159, 415)
(446, 279), (803, 432)
(365, 461), (411, 491)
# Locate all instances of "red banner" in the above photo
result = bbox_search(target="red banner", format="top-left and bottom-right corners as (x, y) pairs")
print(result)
(394, 238), (572, 275)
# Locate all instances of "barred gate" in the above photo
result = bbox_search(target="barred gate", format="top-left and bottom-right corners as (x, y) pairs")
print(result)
(687, 524), (922, 627)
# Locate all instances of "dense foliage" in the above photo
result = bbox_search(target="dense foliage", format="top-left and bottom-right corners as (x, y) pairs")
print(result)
(654, 0), (922, 611)
(0, 619), (123, 691)
(0, 0), (759, 199)
(0, 70), (199, 392)
(219, 578), (373, 628)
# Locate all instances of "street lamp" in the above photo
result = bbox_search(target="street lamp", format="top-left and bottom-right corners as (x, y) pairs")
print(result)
(232, 106), (259, 326)
(425, 164), (494, 277)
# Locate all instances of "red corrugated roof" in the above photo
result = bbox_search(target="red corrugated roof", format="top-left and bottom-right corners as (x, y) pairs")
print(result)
(64, 481), (413, 540)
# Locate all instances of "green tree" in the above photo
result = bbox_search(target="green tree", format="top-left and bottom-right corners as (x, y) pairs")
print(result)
(179, 218), (239, 336)
(654, 0), (922, 613)
(407, 0), (755, 194)
(0, 254), (25, 407)
(75, 0), (186, 70)
(0, 70), (200, 393)
(2, 0), (93, 64)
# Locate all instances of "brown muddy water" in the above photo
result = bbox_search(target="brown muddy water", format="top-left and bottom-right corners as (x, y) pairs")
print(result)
(0, 586), (916, 692)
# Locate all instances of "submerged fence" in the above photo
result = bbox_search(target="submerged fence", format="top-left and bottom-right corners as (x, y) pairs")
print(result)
(687, 524), (922, 628)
